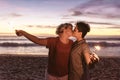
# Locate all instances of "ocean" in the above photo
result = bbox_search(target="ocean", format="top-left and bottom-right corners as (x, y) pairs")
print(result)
(0, 36), (120, 57)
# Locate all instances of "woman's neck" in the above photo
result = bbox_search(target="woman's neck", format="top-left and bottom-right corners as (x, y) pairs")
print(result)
(59, 35), (69, 44)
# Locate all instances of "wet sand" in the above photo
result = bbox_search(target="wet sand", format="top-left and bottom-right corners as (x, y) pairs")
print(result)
(0, 54), (119, 80)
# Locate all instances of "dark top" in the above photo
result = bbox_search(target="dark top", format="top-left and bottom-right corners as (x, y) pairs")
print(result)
(46, 37), (73, 77)
(69, 39), (90, 80)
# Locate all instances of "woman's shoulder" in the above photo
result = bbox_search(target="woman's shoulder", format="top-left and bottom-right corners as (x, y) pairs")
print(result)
(47, 36), (58, 40)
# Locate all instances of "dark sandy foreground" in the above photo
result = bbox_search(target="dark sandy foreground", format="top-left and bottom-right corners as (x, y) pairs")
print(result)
(0, 54), (119, 80)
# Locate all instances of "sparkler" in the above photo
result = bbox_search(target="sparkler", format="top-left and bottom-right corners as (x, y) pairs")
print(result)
(8, 21), (21, 36)
(90, 45), (101, 61)
(8, 21), (14, 30)
(94, 45), (101, 51)
(8, 21), (17, 31)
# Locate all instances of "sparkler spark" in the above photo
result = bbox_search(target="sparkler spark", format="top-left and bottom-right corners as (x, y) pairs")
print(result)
(94, 45), (101, 51)
(90, 45), (101, 61)
(8, 21), (16, 30)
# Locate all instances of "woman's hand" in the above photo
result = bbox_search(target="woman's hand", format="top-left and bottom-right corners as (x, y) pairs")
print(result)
(88, 53), (100, 69)
(90, 53), (99, 63)
(15, 30), (23, 36)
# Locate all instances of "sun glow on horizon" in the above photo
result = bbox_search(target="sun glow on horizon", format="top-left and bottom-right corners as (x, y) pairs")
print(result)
(0, 23), (120, 36)
(0, 0), (120, 36)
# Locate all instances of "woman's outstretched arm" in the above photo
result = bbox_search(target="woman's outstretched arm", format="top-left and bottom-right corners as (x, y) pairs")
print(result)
(15, 30), (47, 46)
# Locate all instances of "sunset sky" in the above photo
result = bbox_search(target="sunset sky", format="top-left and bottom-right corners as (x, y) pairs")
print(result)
(0, 0), (120, 36)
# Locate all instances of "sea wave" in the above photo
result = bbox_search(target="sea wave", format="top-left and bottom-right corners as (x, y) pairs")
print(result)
(88, 42), (120, 47)
(0, 42), (120, 47)
(0, 42), (39, 47)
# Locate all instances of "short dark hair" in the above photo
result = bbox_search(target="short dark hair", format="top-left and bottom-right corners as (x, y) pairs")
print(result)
(76, 21), (90, 38)
(56, 23), (73, 35)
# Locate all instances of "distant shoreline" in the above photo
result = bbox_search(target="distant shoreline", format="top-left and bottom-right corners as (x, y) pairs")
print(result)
(0, 34), (120, 38)
(1, 41), (120, 47)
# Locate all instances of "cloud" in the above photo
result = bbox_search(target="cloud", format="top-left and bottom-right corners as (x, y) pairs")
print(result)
(0, 13), (23, 20)
(9, 13), (23, 17)
(88, 21), (120, 30)
(67, 20), (120, 29)
(71, 11), (83, 16)
(27, 25), (34, 28)
(67, 20), (116, 25)
(106, 26), (120, 29)
(69, 0), (120, 19)
(26, 25), (56, 28)
(87, 21), (115, 25)
(36, 25), (56, 28)
(87, 21), (120, 28)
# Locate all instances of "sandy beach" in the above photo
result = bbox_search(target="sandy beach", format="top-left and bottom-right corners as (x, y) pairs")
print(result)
(89, 56), (120, 80)
(0, 54), (119, 80)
